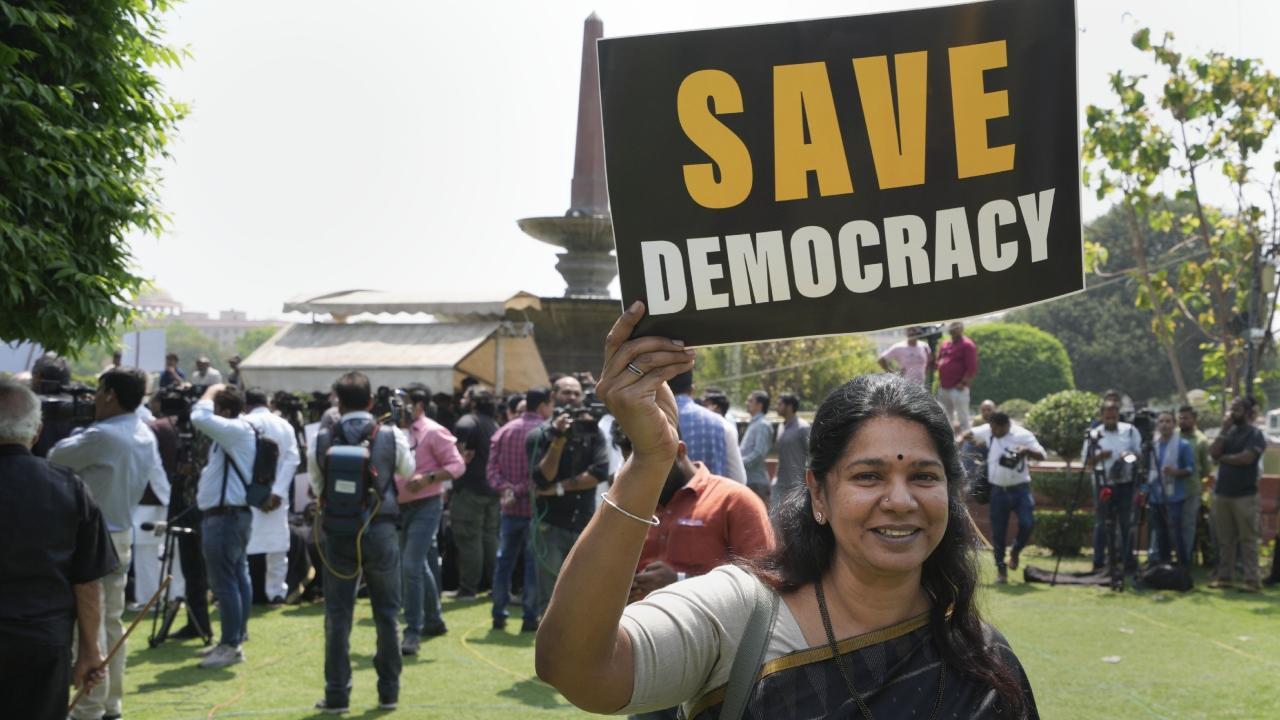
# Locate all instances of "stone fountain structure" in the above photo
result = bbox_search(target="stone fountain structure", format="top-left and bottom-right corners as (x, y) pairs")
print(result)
(517, 12), (617, 299)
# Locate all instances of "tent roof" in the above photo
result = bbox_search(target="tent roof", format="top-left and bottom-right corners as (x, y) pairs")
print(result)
(243, 322), (498, 370)
(281, 290), (541, 319)
(239, 321), (549, 393)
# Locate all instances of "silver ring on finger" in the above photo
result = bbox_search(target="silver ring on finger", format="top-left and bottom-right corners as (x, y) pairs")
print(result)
(625, 362), (645, 378)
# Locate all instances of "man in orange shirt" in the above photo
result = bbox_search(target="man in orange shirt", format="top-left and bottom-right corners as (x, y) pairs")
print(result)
(628, 439), (774, 604)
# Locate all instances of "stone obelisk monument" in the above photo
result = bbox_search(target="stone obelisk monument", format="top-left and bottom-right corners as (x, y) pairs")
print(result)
(517, 12), (616, 298)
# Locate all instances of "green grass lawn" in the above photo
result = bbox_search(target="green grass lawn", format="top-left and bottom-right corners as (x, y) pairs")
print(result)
(120, 551), (1278, 719)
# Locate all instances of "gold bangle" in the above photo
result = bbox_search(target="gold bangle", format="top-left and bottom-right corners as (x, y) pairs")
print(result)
(601, 492), (659, 527)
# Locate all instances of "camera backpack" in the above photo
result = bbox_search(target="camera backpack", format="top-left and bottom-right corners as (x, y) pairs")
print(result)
(321, 423), (382, 536)
(224, 423), (280, 510)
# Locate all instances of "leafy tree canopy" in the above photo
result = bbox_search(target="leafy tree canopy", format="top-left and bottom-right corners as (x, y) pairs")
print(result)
(235, 326), (279, 359)
(0, 1), (185, 354)
(1084, 28), (1280, 400)
(1008, 204), (1204, 403)
(159, 320), (223, 375)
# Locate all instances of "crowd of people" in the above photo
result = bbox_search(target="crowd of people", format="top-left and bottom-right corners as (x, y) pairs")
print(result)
(2, 319), (1277, 718)
(0, 349), (810, 718)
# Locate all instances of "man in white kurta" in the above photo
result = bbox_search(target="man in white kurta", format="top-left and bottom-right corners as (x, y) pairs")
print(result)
(243, 390), (300, 603)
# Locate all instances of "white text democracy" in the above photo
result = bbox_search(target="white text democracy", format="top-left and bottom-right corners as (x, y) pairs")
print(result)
(640, 188), (1056, 316)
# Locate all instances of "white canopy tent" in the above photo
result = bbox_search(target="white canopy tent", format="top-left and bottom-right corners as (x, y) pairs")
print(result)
(282, 290), (542, 321)
(240, 320), (548, 394)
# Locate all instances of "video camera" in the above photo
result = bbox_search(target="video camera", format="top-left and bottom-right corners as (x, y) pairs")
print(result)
(1126, 409), (1157, 448)
(154, 384), (206, 421)
(997, 447), (1025, 471)
(372, 386), (408, 426)
(272, 390), (304, 417)
(36, 379), (96, 428)
(306, 392), (332, 423)
(555, 390), (608, 440)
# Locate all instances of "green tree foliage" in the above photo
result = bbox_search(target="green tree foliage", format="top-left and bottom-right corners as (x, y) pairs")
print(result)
(0, 1), (186, 354)
(998, 398), (1033, 422)
(967, 323), (1073, 406)
(695, 335), (879, 408)
(235, 326), (279, 359)
(1025, 390), (1100, 469)
(1084, 28), (1280, 401)
(1008, 205), (1204, 403)
(159, 321), (223, 375)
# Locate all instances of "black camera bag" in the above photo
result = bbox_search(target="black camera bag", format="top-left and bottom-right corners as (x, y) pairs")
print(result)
(1138, 563), (1193, 592)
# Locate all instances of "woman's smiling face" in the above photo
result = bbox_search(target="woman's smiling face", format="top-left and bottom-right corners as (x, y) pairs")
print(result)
(808, 415), (950, 578)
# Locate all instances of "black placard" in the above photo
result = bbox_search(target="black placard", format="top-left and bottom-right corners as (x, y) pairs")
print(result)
(599, 0), (1080, 345)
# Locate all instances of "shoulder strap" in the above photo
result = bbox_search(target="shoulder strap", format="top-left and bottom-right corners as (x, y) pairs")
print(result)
(224, 421), (257, 492)
(720, 575), (780, 720)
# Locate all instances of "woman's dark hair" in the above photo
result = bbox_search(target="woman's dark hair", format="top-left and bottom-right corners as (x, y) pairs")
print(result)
(750, 373), (1027, 716)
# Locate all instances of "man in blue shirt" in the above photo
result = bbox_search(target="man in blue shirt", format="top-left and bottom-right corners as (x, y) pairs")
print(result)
(1147, 411), (1194, 566)
(739, 390), (774, 502)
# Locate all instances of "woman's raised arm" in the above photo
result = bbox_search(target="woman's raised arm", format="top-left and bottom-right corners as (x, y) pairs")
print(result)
(535, 302), (695, 712)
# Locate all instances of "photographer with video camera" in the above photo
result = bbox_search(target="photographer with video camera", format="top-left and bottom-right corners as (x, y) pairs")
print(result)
(48, 367), (164, 720)
(189, 384), (258, 669)
(0, 377), (119, 720)
(966, 412), (1045, 583)
(146, 392), (212, 642)
(243, 388), (301, 604)
(529, 375), (610, 617)
(308, 371), (415, 713)
(1083, 401), (1143, 575)
(30, 353), (95, 457)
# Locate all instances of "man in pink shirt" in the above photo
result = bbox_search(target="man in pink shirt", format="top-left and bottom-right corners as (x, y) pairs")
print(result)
(935, 321), (980, 431)
(487, 386), (552, 632)
(396, 384), (466, 655)
(878, 326), (932, 386)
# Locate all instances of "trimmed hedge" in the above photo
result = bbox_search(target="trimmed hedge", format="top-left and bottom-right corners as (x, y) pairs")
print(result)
(1033, 509), (1093, 557)
(967, 323), (1074, 405)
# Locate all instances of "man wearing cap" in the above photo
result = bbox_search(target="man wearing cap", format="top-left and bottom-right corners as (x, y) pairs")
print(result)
(190, 356), (224, 386)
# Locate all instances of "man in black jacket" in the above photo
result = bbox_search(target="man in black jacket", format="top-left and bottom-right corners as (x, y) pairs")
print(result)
(527, 376), (610, 617)
(451, 385), (500, 598)
(0, 377), (118, 720)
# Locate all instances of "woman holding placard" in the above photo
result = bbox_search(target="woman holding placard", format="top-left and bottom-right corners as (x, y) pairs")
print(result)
(535, 301), (1038, 719)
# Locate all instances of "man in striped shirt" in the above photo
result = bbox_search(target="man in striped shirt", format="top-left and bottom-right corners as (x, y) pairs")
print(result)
(487, 386), (552, 632)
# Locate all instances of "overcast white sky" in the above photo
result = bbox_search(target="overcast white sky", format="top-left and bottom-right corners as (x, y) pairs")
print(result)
(129, 0), (1280, 319)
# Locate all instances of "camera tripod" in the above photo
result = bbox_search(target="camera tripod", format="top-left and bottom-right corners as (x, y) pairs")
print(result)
(1046, 430), (1135, 591)
(146, 517), (211, 648)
